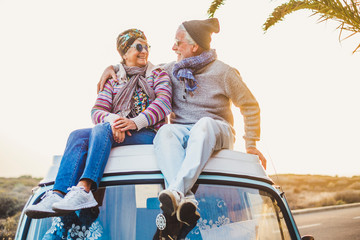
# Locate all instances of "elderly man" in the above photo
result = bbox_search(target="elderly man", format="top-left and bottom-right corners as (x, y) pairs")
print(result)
(98, 18), (266, 227)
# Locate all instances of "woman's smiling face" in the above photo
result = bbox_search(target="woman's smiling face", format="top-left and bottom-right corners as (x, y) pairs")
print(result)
(123, 38), (149, 67)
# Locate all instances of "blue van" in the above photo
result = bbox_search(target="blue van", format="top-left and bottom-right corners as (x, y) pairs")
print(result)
(15, 145), (312, 239)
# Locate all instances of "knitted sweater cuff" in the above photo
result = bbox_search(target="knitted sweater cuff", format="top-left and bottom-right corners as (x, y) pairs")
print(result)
(131, 114), (149, 131)
(104, 113), (119, 125)
(113, 64), (120, 73)
(245, 140), (256, 149)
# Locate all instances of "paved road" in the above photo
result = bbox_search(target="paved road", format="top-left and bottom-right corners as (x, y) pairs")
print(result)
(293, 205), (360, 240)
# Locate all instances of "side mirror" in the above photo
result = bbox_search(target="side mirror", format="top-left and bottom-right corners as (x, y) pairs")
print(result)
(301, 235), (314, 240)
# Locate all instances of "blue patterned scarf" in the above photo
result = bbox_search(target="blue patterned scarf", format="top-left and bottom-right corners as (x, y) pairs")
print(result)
(173, 49), (217, 94)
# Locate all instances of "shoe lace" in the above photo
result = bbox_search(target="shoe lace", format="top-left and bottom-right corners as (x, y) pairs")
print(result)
(65, 186), (85, 200)
(67, 186), (83, 192)
(41, 190), (54, 200)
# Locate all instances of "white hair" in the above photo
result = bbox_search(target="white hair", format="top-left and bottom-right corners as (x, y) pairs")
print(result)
(178, 24), (196, 45)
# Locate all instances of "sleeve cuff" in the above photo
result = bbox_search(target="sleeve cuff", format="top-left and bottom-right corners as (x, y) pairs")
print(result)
(104, 113), (119, 125)
(245, 140), (257, 149)
(113, 64), (120, 73)
(131, 114), (149, 131)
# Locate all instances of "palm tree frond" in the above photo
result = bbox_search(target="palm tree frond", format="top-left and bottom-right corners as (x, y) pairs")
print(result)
(263, 1), (310, 32)
(263, 0), (360, 54)
(352, 43), (360, 53)
(338, 22), (345, 42)
(207, 0), (226, 18)
(341, 30), (358, 40)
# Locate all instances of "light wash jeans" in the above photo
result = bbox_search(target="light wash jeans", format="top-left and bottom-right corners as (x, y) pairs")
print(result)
(154, 117), (234, 199)
(53, 122), (155, 193)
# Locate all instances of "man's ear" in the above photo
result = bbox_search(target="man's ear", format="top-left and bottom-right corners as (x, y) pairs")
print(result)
(192, 44), (199, 53)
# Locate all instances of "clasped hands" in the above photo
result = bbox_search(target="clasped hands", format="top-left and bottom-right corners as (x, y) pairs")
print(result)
(111, 117), (137, 143)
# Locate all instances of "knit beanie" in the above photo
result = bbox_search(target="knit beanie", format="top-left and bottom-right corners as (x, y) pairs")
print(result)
(116, 28), (147, 57)
(182, 18), (220, 50)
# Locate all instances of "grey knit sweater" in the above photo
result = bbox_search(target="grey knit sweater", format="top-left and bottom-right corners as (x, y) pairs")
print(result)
(164, 59), (260, 149)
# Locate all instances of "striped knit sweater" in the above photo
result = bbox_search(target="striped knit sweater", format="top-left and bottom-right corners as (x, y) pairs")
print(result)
(91, 67), (172, 131)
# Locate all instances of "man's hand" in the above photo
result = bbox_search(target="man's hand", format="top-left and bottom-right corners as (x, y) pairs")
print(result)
(246, 147), (267, 170)
(97, 65), (117, 93)
(113, 117), (137, 132)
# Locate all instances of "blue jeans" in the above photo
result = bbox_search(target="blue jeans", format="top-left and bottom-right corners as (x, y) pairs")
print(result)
(154, 117), (234, 199)
(53, 122), (155, 193)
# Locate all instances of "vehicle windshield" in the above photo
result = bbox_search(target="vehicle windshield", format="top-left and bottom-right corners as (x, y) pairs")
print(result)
(25, 183), (291, 240)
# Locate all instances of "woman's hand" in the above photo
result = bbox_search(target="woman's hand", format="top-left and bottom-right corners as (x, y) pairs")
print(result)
(97, 65), (117, 93)
(111, 124), (126, 143)
(113, 117), (137, 132)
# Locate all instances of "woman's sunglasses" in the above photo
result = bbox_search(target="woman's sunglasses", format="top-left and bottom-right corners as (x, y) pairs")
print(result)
(130, 43), (150, 52)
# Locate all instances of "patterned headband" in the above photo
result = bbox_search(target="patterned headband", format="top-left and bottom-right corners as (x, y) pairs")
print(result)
(116, 28), (147, 56)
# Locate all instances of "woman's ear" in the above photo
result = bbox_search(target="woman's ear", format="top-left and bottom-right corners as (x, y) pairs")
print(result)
(122, 54), (127, 63)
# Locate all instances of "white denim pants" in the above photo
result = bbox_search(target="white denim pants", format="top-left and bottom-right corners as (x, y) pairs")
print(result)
(154, 117), (234, 198)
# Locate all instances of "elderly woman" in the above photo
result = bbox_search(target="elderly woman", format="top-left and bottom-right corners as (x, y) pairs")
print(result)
(25, 29), (172, 219)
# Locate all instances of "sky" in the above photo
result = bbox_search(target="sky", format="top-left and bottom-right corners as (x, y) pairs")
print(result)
(0, 0), (359, 178)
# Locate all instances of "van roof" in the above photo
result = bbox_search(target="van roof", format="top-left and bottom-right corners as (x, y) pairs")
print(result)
(40, 145), (273, 186)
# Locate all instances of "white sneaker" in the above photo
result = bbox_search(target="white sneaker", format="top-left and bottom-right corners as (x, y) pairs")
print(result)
(25, 190), (63, 219)
(158, 189), (183, 216)
(52, 186), (98, 214)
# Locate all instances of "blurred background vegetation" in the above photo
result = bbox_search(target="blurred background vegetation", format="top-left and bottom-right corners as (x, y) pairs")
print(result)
(271, 174), (360, 209)
(0, 176), (41, 240)
(0, 174), (359, 239)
